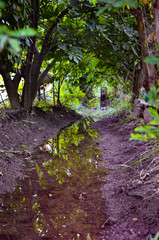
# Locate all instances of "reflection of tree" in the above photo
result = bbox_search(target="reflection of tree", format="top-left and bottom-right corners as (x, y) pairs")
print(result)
(0, 118), (107, 240)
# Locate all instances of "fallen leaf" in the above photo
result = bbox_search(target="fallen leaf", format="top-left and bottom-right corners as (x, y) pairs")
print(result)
(24, 150), (31, 156)
(133, 218), (138, 222)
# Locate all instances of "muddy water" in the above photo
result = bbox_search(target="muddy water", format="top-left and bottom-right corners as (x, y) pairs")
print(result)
(0, 118), (107, 240)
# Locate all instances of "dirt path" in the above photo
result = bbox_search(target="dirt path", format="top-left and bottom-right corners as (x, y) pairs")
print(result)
(93, 116), (159, 240)
(0, 109), (159, 239)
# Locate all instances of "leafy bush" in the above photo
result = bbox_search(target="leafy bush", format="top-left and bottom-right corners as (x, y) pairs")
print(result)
(60, 84), (85, 108)
(88, 98), (100, 108)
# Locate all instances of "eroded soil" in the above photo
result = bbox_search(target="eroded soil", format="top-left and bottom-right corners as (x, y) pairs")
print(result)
(0, 108), (159, 239)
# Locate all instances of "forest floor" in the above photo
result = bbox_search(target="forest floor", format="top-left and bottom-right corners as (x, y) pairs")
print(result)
(0, 107), (159, 239)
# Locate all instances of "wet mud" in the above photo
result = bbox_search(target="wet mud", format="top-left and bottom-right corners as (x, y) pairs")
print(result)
(0, 118), (108, 240)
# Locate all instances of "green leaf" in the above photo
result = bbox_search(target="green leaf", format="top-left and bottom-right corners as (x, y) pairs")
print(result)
(150, 85), (158, 100)
(96, 6), (107, 15)
(0, 1), (5, 8)
(57, 42), (67, 51)
(8, 38), (21, 53)
(55, 3), (66, 14)
(130, 133), (147, 141)
(144, 56), (159, 66)
(0, 34), (8, 51)
(8, 28), (37, 38)
(123, 42), (129, 50)
(90, 0), (96, 6)
(148, 107), (158, 117)
(149, 116), (159, 125)
(154, 232), (159, 240)
(73, 56), (79, 64)
(135, 125), (154, 133)
(0, 25), (9, 33)
(126, 0), (137, 8)
(20, 144), (27, 148)
(131, 46), (138, 56)
(113, 0), (124, 7)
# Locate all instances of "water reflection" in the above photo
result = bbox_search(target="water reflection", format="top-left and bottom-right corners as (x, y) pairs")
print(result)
(0, 118), (107, 240)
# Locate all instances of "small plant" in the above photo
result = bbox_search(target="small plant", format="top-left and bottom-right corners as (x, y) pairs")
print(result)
(149, 232), (159, 240)
(2, 111), (5, 119)
(37, 102), (51, 111)
(20, 144), (27, 148)
(88, 97), (99, 108)
(131, 85), (159, 142)
(60, 84), (85, 108)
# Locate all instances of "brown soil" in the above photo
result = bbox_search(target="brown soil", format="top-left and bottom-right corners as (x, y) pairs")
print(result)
(0, 108), (159, 239)
(93, 116), (159, 240)
(0, 107), (82, 198)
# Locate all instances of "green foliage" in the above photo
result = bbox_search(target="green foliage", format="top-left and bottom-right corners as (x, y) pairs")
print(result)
(153, 232), (159, 240)
(20, 144), (27, 148)
(37, 102), (51, 112)
(77, 93), (131, 121)
(97, 0), (138, 14)
(147, 85), (159, 107)
(144, 52), (159, 68)
(0, 0), (141, 110)
(131, 85), (159, 142)
(88, 98), (99, 108)
(0, 1), (36, 53)
(144, 56), (159, 66)
(60, 84), (85, 108)
(149, 232), (159, 240)
(0, 26), (36, 53)
(121, 146), (159, 169)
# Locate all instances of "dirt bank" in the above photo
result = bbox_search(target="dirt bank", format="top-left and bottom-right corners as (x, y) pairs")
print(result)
(0, 107), (81, 198)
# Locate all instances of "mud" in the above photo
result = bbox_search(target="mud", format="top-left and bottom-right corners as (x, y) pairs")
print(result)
(0, 108), (159, 239)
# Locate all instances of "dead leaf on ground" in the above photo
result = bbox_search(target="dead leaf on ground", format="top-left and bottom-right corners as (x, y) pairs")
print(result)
(133, 218), (138, 222)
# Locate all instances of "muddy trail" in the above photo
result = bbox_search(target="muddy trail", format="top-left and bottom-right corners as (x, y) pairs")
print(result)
(0, 108), (159, 239)
(93, 117), (159, 240)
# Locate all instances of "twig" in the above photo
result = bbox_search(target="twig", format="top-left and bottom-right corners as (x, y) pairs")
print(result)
(0, 150), (21, 153)
(22, 120), (38, 124)
(0, 92), (6, 108)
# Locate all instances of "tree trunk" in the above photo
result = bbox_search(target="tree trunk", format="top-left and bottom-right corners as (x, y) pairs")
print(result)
(57, 78), (61, 106)
(31, 59), (56, 104)
(23, 71), (32, 110)
(131, 65), (142, 104)
(0, 63), (21, 109)
(155, 0), (159, 45)
(131, 7), (157, 91)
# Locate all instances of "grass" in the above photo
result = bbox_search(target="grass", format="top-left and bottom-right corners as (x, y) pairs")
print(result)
(76, 99), (131, 121)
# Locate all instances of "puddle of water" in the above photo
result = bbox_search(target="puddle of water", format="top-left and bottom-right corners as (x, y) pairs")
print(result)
(0, 118), (108, 240)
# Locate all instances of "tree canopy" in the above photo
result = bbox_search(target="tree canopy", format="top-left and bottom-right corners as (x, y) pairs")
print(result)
(0, 0), (158, 110)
